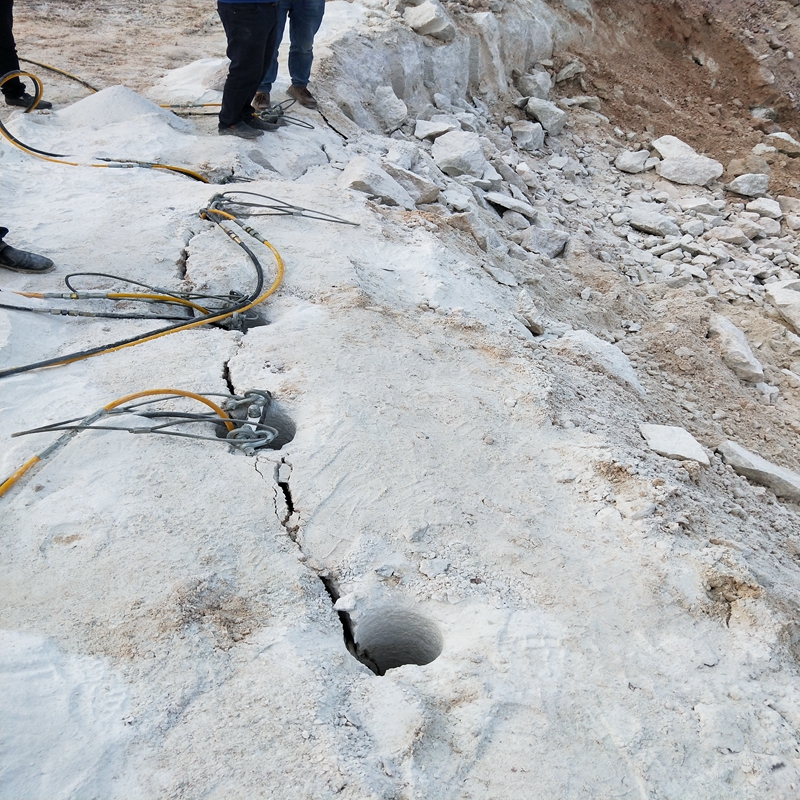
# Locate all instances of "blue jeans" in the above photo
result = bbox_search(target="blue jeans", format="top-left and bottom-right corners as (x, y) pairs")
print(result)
(258, 0), (325, 92)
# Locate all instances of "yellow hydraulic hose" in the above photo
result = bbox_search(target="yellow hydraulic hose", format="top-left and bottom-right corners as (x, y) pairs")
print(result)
(15, 291), (211, 316)
(19, 57), (100, 92)
(0, 70), (209, 183)
(0, 389), (235, 499)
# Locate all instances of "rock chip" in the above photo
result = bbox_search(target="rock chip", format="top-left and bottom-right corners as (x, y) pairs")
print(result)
(524, 97), (568, 135)
(639, 424), (710, 465)
(419, 558), (450, 578)
(628, 207), (681, 237)
(727, 173), (770, 197)
(717, 441), (800, 502)
(548, 330), (645, 394)
(510, 120), (544, 151)
(520, 226), (569, 258)
(765, 280), (800, 334)
(431, 130), (488, 178)
(338, 157), (415, 209)
(651, 135), (723, 186)
(403, 0), (455, 42)
(708, 314), (764, 382)
(614, 150), (650, 174)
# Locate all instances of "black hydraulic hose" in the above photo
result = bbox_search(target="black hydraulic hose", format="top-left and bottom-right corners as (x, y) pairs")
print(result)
(0, 215), (267, 379)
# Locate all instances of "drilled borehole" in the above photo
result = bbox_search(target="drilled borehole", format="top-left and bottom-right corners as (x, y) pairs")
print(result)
(353, 606), (443, 676)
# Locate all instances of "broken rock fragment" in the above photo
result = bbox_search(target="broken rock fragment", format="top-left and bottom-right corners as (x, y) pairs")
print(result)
(483, 191), (537, 220)
(707, 315), (764, 383)
(381, 161), (440, 205)
(524, 97), (567, 136)
(547, 330), (645, 394)
(639, 424), (710, 465)
(403, 0), (455, 42)
(614, 149), (650, 174)
(727, 173), (770, 197)
(517, 71), (552, 100)
(510, 120), (544, 151)
(520, 226), (569, 258)
(628, 207), (681, 237)
(431, 130), (488, 177)
(717, 441), (800, 502)
(765, 280), (800, 334)
(651, 135), (723, 186)
(338, 157), (415, 209)
(766, 132), (800, 156)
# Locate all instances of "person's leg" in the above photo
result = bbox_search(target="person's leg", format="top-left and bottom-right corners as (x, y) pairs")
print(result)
(0, 0), (25, 99)
(256, 0), (290, 97)
(217, 2), (277, 129)
(286, 0), (325, 88)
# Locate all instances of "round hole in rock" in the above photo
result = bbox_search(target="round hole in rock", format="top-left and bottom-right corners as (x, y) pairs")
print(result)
(354, 606), (443, 676)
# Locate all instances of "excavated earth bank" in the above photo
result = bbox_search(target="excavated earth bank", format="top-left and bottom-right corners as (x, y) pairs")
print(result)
(2, 1), (800, 798)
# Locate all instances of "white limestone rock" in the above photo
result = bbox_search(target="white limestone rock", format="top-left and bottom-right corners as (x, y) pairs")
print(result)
(727, 173), (770, 197)
(707, 314), (764, 383)
(679, 197), (722, 215)
(765, 280), (800, 335)
(745, 197), (783, 219)
(548, 330), (645, 394)
(520, 226), (569, 258)
(639, 424), (710, 465)
(414, 119), (456, 141)
(706, 226), (750, 245)
(717, 441), (800, 502)
(615, 497), (656, 520)
(381, 161), (440, 205)
(766, 132), (800, 156)
(431, 130), (488, 178)
(628, 207), (681, 237)
(517, 71), (552, 100)
(651, 135), (723, 186)
(516, 288), (546, 335)
(777, 195), (800, 215)
(510, 120), (545, 151)
(555, 60), (585, 83)
(403, 0), (455, 42)
(483, 191), (537, 220)
(524, 97), (568, 135)
(614, 150), (650, 174)
(338, 157), (415, 209)
(371, 86), (408, 133)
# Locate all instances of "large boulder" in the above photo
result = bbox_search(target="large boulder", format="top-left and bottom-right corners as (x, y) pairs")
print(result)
(338, 157), (415, 209)
(717, 441), (800, 502)
(707, 314), (764, 382)
(431, 130), (488, 178)
(524, 97), (567, 135)
(651, 135), (723, 186)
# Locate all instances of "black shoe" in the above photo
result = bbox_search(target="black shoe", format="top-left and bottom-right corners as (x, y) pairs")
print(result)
(5, 93), (52, 110)
(245, 115), (279, 132)
(218, 121), (263, 139)
(0, 244), (55, 273)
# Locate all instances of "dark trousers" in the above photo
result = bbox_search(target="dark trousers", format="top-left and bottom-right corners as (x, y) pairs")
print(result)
(0, 0), (25, 98)
(217, 2), (278, 128)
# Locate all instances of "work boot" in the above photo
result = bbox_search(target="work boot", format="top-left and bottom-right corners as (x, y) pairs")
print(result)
(253, 91), (270, 111)
(5, 93), (53, 110)
(218, 121), (263, 139)
(0, 243), (55, 273)
(287, 84), (317, 109)
(246, 115), (279, 132)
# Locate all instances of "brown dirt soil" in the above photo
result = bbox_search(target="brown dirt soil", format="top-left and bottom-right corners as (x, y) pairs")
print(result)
(567, 0), (800, 196)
